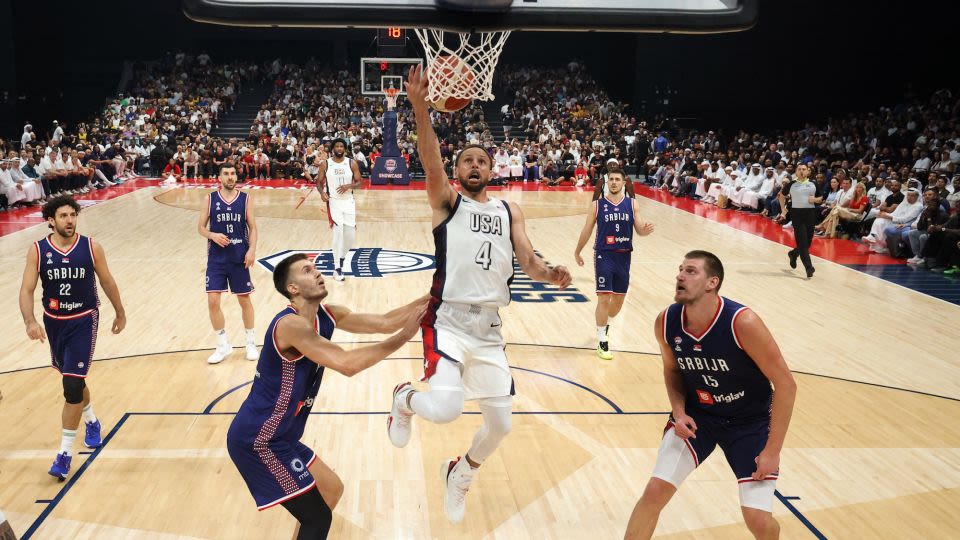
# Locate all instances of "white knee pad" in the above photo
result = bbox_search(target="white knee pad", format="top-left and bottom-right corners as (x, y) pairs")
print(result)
(650, 427), (698, 488)
(739, 480), (776, 512)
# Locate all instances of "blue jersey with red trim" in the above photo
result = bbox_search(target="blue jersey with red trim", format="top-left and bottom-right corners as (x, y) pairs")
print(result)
(231, 305), (336, 444)
(207, 190), (249, 264)
(37, 234), (99, 319)
(663, 296), (772, 420)
(595, 195), (634, 252)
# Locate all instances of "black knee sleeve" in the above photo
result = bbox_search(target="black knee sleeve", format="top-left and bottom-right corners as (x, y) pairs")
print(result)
(63, 377), (85, 404)
(281, 487), (332, 540)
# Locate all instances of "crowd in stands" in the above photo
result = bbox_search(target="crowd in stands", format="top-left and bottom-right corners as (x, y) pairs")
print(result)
(2, 51), (957, 274)
(641, 88), (960, 273)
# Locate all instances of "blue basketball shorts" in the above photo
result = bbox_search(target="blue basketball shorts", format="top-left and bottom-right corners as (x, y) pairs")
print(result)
(227, 433), (318, 510)
(206, 260), (254, 295)
(44, 309), (99, 378)
(651, 410), (779, 511)
(594, 250), (631, 294)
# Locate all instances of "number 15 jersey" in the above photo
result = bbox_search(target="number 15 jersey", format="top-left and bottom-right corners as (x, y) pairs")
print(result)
(431, 194), (514, 308)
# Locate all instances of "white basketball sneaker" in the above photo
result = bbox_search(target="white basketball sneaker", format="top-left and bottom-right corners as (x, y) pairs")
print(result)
(441, 456), (475, 524)
(333, 268), (345, 282)
(387, 382), (414, 448)
(245, 343), (259, 361)
(207, 344), (232, 364)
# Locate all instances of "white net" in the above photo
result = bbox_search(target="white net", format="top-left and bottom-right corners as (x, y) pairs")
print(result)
(414, 28), (511, 103)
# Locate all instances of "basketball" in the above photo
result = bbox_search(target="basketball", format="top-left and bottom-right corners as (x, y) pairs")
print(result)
(427, 54), (474, 112)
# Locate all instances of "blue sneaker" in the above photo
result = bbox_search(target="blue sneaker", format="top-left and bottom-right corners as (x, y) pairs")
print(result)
(84, 420), (102, 449)
(48, 452), (72, 480)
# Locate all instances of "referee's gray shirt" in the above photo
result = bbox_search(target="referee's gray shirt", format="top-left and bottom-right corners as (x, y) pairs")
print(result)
(790, 181), (817, 209)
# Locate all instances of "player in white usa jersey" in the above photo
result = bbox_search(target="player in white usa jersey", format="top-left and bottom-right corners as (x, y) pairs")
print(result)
(317, 139), (363, 282)
(386, 65), (573, 524)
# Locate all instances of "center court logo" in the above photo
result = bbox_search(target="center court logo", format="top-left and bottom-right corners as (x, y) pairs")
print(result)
(258, 248), (589, 303)
(257, 248), (435, 278)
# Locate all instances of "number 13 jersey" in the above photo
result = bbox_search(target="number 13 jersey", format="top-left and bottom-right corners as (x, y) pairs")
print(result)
(431, 194), (514, 308)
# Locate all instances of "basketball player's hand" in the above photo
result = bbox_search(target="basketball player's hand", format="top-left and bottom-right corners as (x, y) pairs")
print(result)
(575, 253), (585, 266)
(336, 185), (349, 195)
(320, 190), (329, 202)
(208, 232), (230, 248)
(25, 321), (47, 343)
(404, 65), (429, 109)
(244, 250), (255, 269)
(639, 222), (655, 236)
(672, 413), (697, 439)
(550, 265), (573, 289)
(752, 448), (779, 480)
(112, 313), (126, 334)
(398, 305), (427, 341)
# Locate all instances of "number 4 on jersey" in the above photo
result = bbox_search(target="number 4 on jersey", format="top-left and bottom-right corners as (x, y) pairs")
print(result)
(475, 241), (492, 270)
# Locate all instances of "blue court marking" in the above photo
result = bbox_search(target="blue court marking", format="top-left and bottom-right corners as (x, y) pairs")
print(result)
(0, 341), (659, 377)
(775, 490), (827, 539)
(6, 345), (960, 403)
(33, 500), (52, 504)
(200, 363), (624, 414)
(22, 410), (821, 539)
(510, 365), (623, 413)
(846, 264), (960, 306)
(23, 413), (131, 540)
(203, 381), (254, 414)
(791, 370), (960, 403)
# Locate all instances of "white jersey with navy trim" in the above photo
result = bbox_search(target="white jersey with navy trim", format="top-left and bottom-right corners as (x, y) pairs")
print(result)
(430, 194), (514, 308)
(325, 157), (355, 201)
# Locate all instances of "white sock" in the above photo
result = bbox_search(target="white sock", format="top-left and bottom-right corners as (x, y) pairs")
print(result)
(60, 429), (77, 456)
(215, 329), (229, 347)
(597, 325), (607, 342)
(245, 328), (256, 345)
(82, 404), (97, 423)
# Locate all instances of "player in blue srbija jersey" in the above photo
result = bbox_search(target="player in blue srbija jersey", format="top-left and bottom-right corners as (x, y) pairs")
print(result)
(574, 168), (654, 360)
(625, 251), (797, 540)
(227, 253), (424, 539)
(198, 162), (260, 365)
(19, 195), (126, 480)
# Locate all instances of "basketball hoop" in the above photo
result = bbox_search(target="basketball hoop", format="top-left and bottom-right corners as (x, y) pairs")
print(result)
(414, 28), (510, 103)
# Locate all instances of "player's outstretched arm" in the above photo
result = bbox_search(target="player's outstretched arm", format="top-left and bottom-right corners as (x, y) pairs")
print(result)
(655, 310), (697, 439)
(277, 305), (425, 377)
(573, 201), (598, 266)
(405, 65), (456, 211)
(326, 295), (430, 334)
(508, 201), (572, 288)
(92, 240), (126, 334)
(18, 245), (46, 342)
(734, 309), (796, 480)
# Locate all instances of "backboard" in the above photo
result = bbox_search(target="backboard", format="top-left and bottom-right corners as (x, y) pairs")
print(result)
(183, 0), (758, 33)
(361, 57), (423, 96)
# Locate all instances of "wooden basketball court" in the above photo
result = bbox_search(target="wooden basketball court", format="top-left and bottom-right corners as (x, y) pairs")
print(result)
(1, 183), (958, 539)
